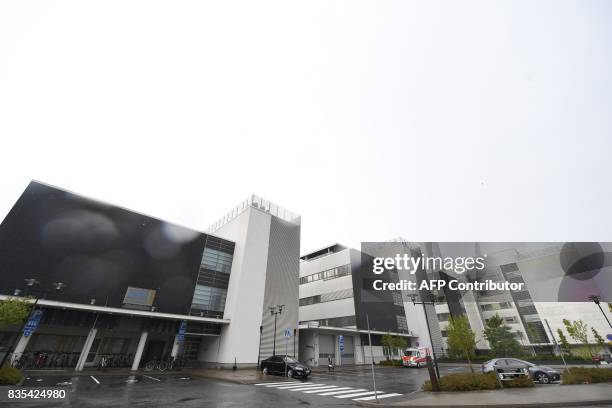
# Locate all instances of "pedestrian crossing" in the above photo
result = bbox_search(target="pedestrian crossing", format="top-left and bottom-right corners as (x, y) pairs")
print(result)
(253, 381), (402, 401)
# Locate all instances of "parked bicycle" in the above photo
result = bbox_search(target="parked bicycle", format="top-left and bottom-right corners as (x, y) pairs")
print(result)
(144, 358), (168, 371)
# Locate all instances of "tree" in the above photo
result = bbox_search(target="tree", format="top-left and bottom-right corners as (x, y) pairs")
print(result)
(556, 329), (571, 356)
(591, 328), (606, 352)
(0, 298), (30, 330)
(563, 319), (593, 356)
(393, 335), (407, 355)
(483, 314), (523, 357)
(382, 333), (394, 359)
(446, 314), (476, 372)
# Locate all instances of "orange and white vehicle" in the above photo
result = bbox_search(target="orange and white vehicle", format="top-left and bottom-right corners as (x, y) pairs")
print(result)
(402, 347), (429, 368)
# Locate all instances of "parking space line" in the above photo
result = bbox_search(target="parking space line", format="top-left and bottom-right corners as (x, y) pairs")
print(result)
(90, 376), (100, 384)
(353, 393), (402, 401)
(143, 374), (161, 382)
(335, 390), (382, 399)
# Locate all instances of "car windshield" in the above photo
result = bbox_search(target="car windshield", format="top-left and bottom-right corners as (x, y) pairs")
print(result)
(404, 350), (418, 357)
(283, 357), (297, 363)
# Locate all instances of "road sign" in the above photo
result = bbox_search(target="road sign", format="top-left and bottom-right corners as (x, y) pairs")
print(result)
(338, 335), (344, 352)
(284, 329), (292, 338)
(23, 310), (44, 337)
(177, 321), (187, 342)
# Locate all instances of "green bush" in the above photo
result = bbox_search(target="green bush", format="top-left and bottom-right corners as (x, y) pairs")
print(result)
(422, 372), (535, 392)
(422, 372), (500, 392)
(379, 359), (402, 366)
(0, 365), (22, 385)
(562, 367), (612, 385)
(504, 375), (535, 388)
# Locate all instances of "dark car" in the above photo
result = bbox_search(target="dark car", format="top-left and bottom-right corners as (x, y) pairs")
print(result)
(481, 358), (561, 384)
(260, 355), (311, 379)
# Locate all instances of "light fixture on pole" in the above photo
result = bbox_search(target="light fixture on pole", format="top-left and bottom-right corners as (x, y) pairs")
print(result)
(588, 295), (612, 329)
(269, 304), (284, 356)
(411, 293), (440, 390)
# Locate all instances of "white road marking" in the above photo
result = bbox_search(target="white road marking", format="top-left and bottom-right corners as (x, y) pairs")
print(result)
(299, 386), (341, 393)
(289, 385), (338, 392)
(90, 376), (100, 384)
(143, 374), (160, 382)
(254, 381), (298, 386)
(318, 388), (367, 396)
(305, 386), (352, 394)
(335, 391), (383, 399)
(353, 393), (403, 401)
(273, 383), (321, 389)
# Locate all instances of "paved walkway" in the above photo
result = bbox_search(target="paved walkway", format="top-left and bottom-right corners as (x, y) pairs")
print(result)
(356, 383), (612, 407)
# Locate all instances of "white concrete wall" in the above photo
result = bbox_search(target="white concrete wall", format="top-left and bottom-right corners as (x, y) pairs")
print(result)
(299, 298), (355, 322)
(208, 208), (271, 365)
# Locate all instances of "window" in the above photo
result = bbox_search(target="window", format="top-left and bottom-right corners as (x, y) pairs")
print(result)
(299, 264), (351, 284)
(437, 313), (450, 322)
(191, 285), (227, 313)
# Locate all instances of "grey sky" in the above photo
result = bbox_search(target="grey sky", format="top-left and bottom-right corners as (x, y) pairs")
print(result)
(1, 1), (611, 253)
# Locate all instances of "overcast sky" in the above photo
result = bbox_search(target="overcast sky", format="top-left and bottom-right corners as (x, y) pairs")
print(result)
(1, 1), (611, 253)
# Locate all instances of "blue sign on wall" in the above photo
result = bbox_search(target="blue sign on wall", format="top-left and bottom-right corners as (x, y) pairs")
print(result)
(177, 321), (187, 342)
(284, 329), (292, 338)
(23, 310), (44, 337)
(338, 335), (344, 352)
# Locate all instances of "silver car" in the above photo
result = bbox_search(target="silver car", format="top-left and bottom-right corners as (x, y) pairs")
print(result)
(481, 358), (561, 384)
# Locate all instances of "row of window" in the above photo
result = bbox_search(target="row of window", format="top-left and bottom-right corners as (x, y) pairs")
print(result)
(191, 284), (227, 313)
(484, 315), (519, 324)
(299, 288), (353, 306)
(201, 247), (233, 274)
(301, 315), (357, 328)
(480, 302), (512, 312)
(299, 264), (351, 285)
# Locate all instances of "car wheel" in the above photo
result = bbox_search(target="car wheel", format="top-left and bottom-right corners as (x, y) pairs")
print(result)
(262, 367), (269, 375)
(535, 372), (550, 384)
(287, 369), (293, 378)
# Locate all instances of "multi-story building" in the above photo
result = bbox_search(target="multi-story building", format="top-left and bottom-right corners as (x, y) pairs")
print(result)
(415, 242), (612, 356)
(0, 182), (300, 370)
(298, 244), (417, 366)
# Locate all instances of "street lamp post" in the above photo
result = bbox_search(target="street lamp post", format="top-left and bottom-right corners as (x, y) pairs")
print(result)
(588, 295), (612, 329)
(0, 279), (66, 368)
(269, 305), (284, 356)
(411, 293), (440, 390)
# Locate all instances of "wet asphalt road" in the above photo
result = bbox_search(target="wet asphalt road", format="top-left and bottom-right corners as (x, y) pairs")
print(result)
(4, 365), (471, 407)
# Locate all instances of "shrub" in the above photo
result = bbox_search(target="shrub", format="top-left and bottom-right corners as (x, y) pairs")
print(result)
(0, 365), (22, 385)
(422, 372), (535, 392)
(422, 372), (500, 392)
(379, 359), (402, 366)
(562, 367), (612, 385)
(504, 375), (534, 388)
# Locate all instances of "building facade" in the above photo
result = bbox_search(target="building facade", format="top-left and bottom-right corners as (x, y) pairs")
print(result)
(0, 183), (300, 370)
(298, 244), (417, 366)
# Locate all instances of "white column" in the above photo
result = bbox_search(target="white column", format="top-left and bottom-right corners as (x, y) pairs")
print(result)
(75, 328), (97, 371)
(170, 335), (180, 359)
(131, 331), (148, 371)
(10, 334), (32, 364)
(313, 331), (319, 366)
